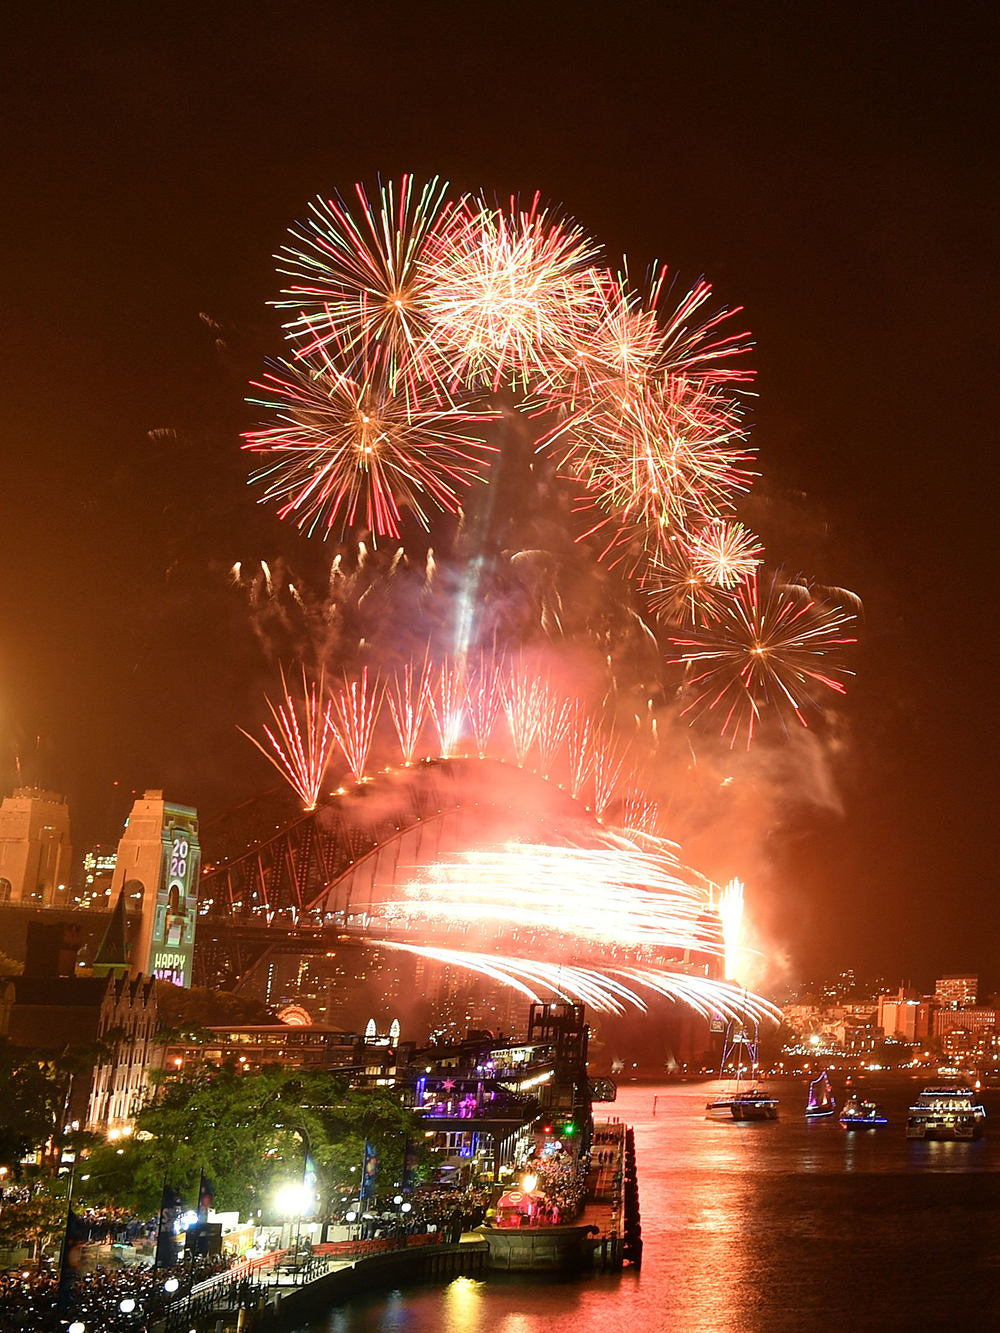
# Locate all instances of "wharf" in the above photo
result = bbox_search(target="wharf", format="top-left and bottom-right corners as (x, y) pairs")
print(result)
(161, 1119), (641, 1329)
(157, 1237), (487, 1332)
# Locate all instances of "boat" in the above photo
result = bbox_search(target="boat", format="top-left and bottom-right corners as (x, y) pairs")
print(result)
(805, 1071), (836, 1119)
(906, 1085), (986, 1140)
(706, 1016), (779, 1122)
(839, 1094), (888, 1130)
(729, 1089), (780, 1121)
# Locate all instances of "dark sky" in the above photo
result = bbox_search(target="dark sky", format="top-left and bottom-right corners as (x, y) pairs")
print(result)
(1, 4), (996, 987)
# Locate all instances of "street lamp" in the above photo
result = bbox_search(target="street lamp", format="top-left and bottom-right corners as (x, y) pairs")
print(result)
(119, 1298), (136, 1313)
(68, 1323), (85, 1333)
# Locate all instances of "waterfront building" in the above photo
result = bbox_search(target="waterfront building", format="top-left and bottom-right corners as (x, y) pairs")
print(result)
(160, 1022), (368, 1076)
(934, 1006), (997, 1041)
(5, 920), (157, 1134)
(934, 974), (978, 1009)
(877, 987), (935, 1041)
(0, 787), (73, 906)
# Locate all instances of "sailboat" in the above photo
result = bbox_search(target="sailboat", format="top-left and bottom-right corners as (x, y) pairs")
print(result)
(805, 1071), (836, 1119)
(706, 1017), (779, 1122)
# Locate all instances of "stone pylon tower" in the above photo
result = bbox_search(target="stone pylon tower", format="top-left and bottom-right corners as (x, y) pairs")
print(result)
(0, 788), (73, 905)
(108, 790), (200, 987)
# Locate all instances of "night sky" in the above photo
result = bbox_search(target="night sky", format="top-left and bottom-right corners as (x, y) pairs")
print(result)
(2, 5), (995, 986)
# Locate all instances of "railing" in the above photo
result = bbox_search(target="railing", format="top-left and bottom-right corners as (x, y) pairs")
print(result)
(162, 1235), (450, 1328)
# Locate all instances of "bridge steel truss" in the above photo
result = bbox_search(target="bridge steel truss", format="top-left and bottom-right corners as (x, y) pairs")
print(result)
(194, 757), (595, 990)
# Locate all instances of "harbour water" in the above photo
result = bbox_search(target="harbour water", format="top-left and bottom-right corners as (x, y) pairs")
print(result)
(298, 1078), (999, 1333)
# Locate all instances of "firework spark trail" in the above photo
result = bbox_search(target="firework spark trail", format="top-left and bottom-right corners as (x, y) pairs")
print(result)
(670, 570), (858, 747)
(421, 193), (602, 390)
(275, 175), (460, 406)
(374, 941), (776, 1022)
(719, 877), (745, 983)
(465, 655), (505, 757)
(534, 686), (572, 770)
(387, 659), (431, 764)
(242, 350), (497, 541)
(329, 667), (382, 781)
(429, 659), (466, 758)
(613, 968), (780, 1024)
(566, 711), (596, 799)
(622, 791), (659, 836)
(592, 735), (627, 817)
(380, 842), (720, 954)
(503, 659), (544, 765)
(238, 666), (335, 810)
(372, 940), (645, 1015)
(688, 519), (764, 588)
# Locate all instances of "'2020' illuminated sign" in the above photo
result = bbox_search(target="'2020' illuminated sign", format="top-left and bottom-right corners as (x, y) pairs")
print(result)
(151, 812), (200, 988)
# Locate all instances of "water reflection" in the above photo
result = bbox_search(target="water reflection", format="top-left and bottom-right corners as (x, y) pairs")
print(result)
(306, 1078), (998, 1333)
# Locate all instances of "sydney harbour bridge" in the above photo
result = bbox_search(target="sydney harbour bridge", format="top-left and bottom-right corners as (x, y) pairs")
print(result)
(192, 756), (624, 993)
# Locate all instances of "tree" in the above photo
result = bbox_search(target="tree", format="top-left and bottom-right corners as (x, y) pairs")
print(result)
(155, 982), (274, 1038)
(81, 1064), (424, 1220)
(0, 952), (23, 978)
(0, 1190), (66, 1258)
(0, 1040), (61, 1174)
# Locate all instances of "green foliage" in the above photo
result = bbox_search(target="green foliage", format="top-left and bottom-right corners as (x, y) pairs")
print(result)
(155, 982), (274, 1038)
(0, 952), (23, 978)
(0, 1040), (61, 1174)
(0, 1189), (66, 1253)
(81, 1065), (422, 1220)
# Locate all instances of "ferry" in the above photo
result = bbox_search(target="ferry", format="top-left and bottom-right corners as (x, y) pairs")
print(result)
(839, 1094), (888, 1130)
(905, 1085), (986, 1140)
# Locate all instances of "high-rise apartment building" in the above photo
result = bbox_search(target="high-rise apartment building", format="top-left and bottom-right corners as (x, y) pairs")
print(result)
(934, 975), (978, 1009)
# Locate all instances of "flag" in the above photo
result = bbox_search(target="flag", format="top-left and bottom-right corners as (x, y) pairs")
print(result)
(56, 1206), (88, 1314)
(154, 1181), (183, 1269)
(360, 1140), (378, 1200)
(402, 1138), (419, 1192)
(197, 1171), (214, 1223)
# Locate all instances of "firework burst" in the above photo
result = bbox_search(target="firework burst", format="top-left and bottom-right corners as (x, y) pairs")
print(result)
(566, 710), (596, 800)
(503, 659), (544, 764)
(429, 659), (466, 758)
(642, 540), (728, 624)
(422, 193), (601, 390)
(243, 352), (496, 541)
(275, 175), (459, 404)
(559, 374), (754, 550)
(464, 655), (505, 757)
(387, 659), (431, 764)
(239, 666), (335, 810)
(534, 686), (572, 771)
(329, 667), (382, 782)
(688, 519), (763, 588)
(670, 571), (858, 747)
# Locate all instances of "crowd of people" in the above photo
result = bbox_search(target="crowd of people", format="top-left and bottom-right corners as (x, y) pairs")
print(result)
(0, 1254), (237, 1333)
(74, 1207), (158, 1248)
(525, 1146), (589, 1222)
